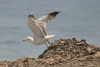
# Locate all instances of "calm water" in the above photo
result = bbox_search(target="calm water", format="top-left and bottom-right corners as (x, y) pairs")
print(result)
(0, 0), (100, 61)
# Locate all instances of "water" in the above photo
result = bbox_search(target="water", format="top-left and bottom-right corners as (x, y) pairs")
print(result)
(0, 0), (100, 61)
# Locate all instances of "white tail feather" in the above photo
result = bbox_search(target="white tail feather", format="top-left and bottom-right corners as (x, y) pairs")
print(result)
(46, 35), (55, 39)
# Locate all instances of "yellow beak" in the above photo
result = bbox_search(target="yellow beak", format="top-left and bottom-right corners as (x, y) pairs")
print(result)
(23, 39), (26, 41)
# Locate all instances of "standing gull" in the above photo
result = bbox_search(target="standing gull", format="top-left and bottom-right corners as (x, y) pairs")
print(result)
(23, 11), (60, 48)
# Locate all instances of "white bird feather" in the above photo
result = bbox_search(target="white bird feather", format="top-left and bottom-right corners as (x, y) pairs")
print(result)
(23, 11), (60, 48)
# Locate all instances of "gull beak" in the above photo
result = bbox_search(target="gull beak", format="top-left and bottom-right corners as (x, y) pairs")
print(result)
(23, 39), (26, 41)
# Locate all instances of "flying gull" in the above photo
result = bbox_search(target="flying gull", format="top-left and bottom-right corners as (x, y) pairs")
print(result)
(23, 11), (60, 48)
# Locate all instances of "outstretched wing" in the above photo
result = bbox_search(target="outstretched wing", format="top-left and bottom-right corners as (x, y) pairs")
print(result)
(28, 14), (45, 42)
(37, 11), (60, 35)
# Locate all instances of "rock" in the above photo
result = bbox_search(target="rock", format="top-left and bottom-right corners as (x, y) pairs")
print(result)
(94, 52), (100, 58)
(81, 39), (86, 43)
(1, 37), (100, 67)
(76, 42), (85, 46)
(27, 56), (35, 62)
(94, 44), (99, 50)
(72, 36), (76, 41)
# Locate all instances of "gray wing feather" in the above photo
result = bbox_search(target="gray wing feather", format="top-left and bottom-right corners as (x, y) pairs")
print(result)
(28, 15), (45, 42)
(37, 11), (60, 35)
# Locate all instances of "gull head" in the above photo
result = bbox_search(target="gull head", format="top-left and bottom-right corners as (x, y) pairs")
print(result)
(23, 37), (34, 42)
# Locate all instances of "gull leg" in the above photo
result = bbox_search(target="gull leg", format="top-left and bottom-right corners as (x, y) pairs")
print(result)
(44, 43), (48, 48)
(47, 40), (51, 44)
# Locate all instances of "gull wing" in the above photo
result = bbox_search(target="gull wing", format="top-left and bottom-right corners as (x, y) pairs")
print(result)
(37, 11), (60, 35)
(28, 14), (45, 42)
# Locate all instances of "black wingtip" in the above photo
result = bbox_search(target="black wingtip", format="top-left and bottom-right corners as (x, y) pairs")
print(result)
(28, 14), (36, 19)
(48, 11), (60, 17)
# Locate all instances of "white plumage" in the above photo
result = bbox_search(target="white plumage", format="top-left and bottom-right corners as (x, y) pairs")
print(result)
(23, 11), (60, 48)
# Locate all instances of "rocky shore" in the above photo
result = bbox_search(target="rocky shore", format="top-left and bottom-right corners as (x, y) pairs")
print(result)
(0, 37), (100, 67)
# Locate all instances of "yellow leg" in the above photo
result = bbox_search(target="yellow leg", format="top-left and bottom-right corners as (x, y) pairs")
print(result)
(44, 43), (48, 48)
(47, 40), (51, 44)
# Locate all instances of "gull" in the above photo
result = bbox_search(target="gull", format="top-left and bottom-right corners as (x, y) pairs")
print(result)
(23, 11), (60, 48)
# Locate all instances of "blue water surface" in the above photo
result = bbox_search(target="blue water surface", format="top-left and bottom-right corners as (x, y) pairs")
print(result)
(0, 0), (100, 61)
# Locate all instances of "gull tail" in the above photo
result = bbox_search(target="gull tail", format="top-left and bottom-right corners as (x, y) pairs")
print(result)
(46, 35), (55, 39)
